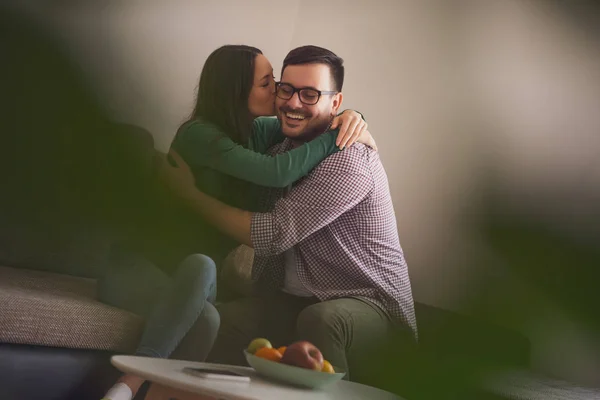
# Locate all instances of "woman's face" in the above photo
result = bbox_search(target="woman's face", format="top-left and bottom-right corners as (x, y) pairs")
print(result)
(248, 54), (276, 118)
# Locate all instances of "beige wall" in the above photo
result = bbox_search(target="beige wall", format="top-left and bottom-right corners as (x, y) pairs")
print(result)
(23, 0), (600, 385)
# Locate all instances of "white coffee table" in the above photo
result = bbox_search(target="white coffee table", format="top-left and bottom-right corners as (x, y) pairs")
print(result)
(111, 355), (403, 400)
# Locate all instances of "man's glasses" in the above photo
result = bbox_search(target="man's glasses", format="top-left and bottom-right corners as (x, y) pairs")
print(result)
(275, 82), (338, 106)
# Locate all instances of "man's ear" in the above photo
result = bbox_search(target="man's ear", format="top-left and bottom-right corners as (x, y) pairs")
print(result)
(331, 92), (343, 115)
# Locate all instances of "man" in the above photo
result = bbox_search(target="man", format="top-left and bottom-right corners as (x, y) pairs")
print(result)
(164, 45), (418, 381)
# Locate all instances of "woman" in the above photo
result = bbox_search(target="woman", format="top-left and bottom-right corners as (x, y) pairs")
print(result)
(99, 126), (220, 400)
(102, 45), (371, 400)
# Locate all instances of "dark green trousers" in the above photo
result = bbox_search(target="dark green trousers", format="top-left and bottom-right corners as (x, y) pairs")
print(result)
(207, 291), (415, 387)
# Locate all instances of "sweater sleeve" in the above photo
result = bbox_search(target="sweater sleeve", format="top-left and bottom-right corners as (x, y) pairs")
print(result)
(172, 119), (340, 188)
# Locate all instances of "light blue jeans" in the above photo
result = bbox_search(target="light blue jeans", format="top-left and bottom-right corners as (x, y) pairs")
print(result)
(98, 251), (219, 361)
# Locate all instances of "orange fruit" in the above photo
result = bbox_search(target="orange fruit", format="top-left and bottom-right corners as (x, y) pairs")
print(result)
(321, 360), (335, 373)
(277, 346), (287, 355)
(255, 347), (283, 362)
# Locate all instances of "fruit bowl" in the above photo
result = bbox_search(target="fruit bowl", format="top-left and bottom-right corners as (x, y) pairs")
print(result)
(243, 350), (346, 389)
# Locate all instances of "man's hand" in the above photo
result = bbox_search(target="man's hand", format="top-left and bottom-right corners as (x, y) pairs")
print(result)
(330, 110), (368, 149)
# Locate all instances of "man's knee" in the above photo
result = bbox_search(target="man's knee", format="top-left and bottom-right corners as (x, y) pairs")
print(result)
(296, 301), (349, 341)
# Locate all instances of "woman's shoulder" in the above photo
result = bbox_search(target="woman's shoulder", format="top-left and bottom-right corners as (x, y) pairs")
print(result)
(176, 118), (222, 140)
(174, 118), (236, 152)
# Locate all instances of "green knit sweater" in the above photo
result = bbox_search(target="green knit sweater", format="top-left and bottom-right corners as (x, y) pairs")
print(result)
(171, 117), (340, 211)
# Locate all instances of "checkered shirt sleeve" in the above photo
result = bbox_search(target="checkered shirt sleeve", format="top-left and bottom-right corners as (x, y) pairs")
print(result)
(250, 166), (373, 256)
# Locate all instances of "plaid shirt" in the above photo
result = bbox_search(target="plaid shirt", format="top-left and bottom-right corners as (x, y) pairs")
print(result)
(250, 139), (418, 339)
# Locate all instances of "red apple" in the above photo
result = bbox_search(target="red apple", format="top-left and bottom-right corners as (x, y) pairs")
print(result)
(281, 341), (324, 370)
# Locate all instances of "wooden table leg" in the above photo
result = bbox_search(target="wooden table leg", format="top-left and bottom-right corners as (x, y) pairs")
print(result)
(144, 383), (218, 400)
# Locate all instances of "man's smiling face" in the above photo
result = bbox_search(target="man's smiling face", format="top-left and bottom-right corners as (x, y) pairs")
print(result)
(276, 63), (342, 142)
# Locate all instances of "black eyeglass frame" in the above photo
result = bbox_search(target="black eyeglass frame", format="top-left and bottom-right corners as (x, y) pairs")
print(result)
(275, 82), (338, 105)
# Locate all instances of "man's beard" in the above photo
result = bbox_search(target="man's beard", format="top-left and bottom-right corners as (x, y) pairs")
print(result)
(289, 118), (332, 142)
(278, 107), (333, 142)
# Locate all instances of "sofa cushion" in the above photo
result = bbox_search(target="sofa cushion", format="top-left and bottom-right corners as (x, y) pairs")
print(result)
(0, 264), (97, 298)
(220, 245), (257, 297)
(0, 266), (143, 353)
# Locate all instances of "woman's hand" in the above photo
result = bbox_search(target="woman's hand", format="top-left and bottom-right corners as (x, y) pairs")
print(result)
(157, 150), (197, 201)
(157, 150), (254, 246)
(330, 110), (368, 150)
(356, 129), (378, 152)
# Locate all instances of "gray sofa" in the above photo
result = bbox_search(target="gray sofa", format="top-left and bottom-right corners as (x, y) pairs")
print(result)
(0, 268), (144, 400)
(0, 214), (144, 400)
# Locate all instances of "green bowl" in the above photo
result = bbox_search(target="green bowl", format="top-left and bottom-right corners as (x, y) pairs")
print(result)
(243, 350), (346, 389)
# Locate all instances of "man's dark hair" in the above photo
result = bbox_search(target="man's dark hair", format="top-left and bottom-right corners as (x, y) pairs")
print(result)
(282, 45), (344, 91)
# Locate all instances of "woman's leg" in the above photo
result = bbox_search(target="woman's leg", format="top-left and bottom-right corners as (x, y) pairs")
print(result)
(99, 250), (169, 399)
(99, 252), (219, 400)
(98, 249), (167, 317)
(171, 302), (220, 362)
(136, 254), (218, 359)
